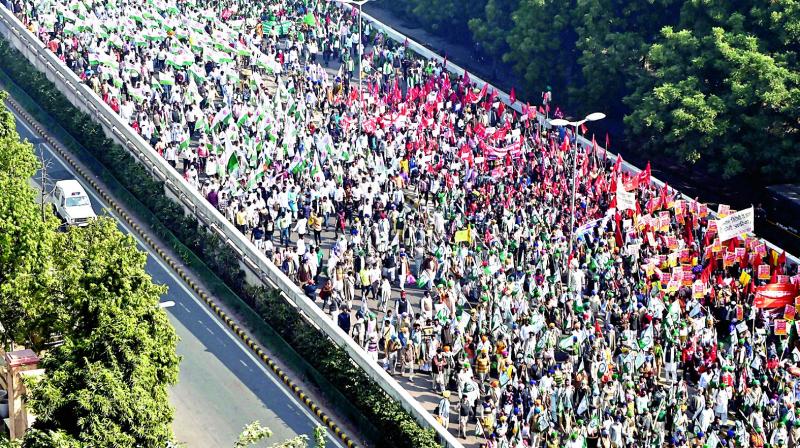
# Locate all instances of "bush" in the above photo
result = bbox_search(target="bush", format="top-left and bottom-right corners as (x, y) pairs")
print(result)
(0, 38), (439, 448)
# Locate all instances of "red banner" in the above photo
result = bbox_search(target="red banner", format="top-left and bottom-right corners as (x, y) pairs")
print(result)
(754, 283), (799, 309)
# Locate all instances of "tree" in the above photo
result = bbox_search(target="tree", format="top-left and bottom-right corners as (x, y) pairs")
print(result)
(468, 0), (519, 56)
(503, 0), (582, 110)
(22, 219), (180, 447)
(234, 422), (327, 448)
(624, 0), (800, 181)
(0, 98), (180, 447)
(572, 0), (682, 117)
(0, 91), (57, 351)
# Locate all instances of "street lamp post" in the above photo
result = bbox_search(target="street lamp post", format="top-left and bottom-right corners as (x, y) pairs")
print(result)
(549, 112), (605, 282)
(334, 0), (370, 132)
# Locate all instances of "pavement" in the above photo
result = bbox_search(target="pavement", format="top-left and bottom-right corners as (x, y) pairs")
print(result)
(9, 99), (345, 448)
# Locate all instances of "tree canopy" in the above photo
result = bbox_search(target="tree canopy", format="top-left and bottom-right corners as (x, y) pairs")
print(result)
(377, 0), (800, 184)
(0, 94), (179, 447)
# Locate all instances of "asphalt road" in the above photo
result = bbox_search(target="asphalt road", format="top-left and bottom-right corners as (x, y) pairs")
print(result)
(10, 105), (343, 448)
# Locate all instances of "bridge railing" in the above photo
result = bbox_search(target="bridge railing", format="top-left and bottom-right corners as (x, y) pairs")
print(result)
(347, 4), (798, 267)
(0, 6), (464, 447)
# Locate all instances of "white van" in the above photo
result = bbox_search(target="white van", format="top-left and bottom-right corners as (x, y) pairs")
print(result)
(52, 179), (96, 226)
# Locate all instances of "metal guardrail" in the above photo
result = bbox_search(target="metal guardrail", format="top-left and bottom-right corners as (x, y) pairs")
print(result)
(349, 4), (798, 267)
(0, 7), (463, 447)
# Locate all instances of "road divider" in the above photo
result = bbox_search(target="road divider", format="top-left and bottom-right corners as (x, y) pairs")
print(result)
(4, 95), (358, 448)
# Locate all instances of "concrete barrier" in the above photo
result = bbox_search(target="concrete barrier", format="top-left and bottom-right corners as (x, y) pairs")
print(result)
(0, 7), (464, 447)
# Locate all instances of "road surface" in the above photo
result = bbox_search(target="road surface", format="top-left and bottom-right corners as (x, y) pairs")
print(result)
(9, 99), (343, 448)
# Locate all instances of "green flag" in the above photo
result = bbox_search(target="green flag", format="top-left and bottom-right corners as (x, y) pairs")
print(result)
(302, 12), (316, 27)
(236, 113), (249, 128)
(226, 152), (239, 174)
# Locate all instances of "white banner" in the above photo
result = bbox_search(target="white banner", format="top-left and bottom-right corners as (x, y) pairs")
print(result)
(716, 207), (754, 242)
(617, 190), (636, 211)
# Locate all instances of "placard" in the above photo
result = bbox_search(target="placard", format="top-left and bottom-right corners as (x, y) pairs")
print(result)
(723, 251), (735, 267)
(718, 204), (730, 217)
(659, 216), (670, 233)
(692, 281), (705, 298)
(617, 190), (636, 211)
(777, 275), (789, 284)
(785, 305), (796, 322)
(667, 236), (678, 250)
(682, 271), (694, 287)
(756, 243), (767, 257)
(775, 319), (788, 336)
(735, 247), (746, 260)
(758, 264), (771, 280)
(667, 280), (680, 292)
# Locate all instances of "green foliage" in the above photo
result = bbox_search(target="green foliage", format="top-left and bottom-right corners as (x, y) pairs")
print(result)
(625, 3), (800, 180)
(234, 421), (273, 448)
(468, 0), (518, 56)
(0, 38), (438, 448)
(0, 91), (57, 350)
(0, 75), (179, 446)
(375, 0), (800, 183)
(312, 427), (325, 448)
(23, 219), (179, 447)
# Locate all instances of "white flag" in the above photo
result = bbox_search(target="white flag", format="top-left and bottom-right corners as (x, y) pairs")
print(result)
(576, 394), (588, 416)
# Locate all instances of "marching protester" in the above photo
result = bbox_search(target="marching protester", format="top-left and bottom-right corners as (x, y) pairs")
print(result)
(14, 0), (800, 447)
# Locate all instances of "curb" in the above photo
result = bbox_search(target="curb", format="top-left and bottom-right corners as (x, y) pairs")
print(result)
(6, 97), (358, 448)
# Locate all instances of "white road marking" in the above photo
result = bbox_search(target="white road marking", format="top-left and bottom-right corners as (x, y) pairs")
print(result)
(13, 113), (346, 448)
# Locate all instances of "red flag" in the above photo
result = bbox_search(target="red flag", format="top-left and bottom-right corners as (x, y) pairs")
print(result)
(560, 135), (571, 152)
(580, 123), (588, 135)
(443, 55), (447, 69)
(637, 162), (651, 186)
(462, 71), (471, 86)
(700, 261), (712, 284)
(614, 211), (624, 248)
(658, 183), (670, 209)
(475, 84), (488, 103)
(612, 154), (622, 173)
(591, 135), (598, 159)
(463, 88), (478, 104)
(686, 214), (696, 245)
(778, 251), (787, 269)
(509, 87), (516, 104)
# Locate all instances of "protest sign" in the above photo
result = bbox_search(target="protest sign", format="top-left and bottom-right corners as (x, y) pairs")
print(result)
(617, 190), (636, 211)
(775, 319), (787, 336)
(758, 264), (771, 280)
(716, 207), (754, 242)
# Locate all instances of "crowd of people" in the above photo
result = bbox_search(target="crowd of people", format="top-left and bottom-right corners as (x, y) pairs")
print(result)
(10, 0), (800, 446)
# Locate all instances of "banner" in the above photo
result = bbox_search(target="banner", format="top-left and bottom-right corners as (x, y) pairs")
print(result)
(754, 283), (798, 308)
(617, 190), (636, 211)
(483, 141), (522, 159)
(716, 207), (754, 242)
